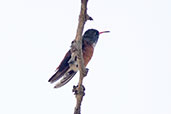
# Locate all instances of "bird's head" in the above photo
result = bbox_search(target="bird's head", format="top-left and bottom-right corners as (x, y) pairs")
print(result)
(83, 29), (109, 46)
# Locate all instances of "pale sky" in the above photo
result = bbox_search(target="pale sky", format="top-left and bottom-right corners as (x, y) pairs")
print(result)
(0, 0), (171, 114)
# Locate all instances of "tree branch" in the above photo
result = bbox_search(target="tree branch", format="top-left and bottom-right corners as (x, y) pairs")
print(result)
(71, 0), (92, 114)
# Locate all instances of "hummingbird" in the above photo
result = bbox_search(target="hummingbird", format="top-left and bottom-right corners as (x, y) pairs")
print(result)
(48, 29), (109, 88)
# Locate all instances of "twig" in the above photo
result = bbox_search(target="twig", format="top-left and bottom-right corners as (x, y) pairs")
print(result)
(71, 0), (92, 114)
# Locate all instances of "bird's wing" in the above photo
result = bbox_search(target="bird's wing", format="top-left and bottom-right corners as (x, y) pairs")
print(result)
(48, 50), (71, 83)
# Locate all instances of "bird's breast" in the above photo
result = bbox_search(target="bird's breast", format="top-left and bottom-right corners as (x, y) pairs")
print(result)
(83, 42), (94, 66)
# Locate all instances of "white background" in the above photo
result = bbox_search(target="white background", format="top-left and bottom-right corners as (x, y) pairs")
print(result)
(0, 0), (171, 114)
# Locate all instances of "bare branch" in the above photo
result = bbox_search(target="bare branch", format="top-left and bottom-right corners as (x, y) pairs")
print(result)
(71, 0), (92, 114)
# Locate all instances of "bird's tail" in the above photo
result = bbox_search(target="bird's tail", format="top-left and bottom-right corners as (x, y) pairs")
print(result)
(54, 70), (77, 88)
(48, 69), (66, 83)
(48, 69), (77, 88)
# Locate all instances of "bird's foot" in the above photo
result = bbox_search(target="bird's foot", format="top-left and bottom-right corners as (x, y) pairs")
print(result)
(72, 85), (85, 96)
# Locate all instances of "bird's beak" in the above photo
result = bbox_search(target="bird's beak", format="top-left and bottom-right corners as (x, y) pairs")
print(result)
(99, 31), (110, 34)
